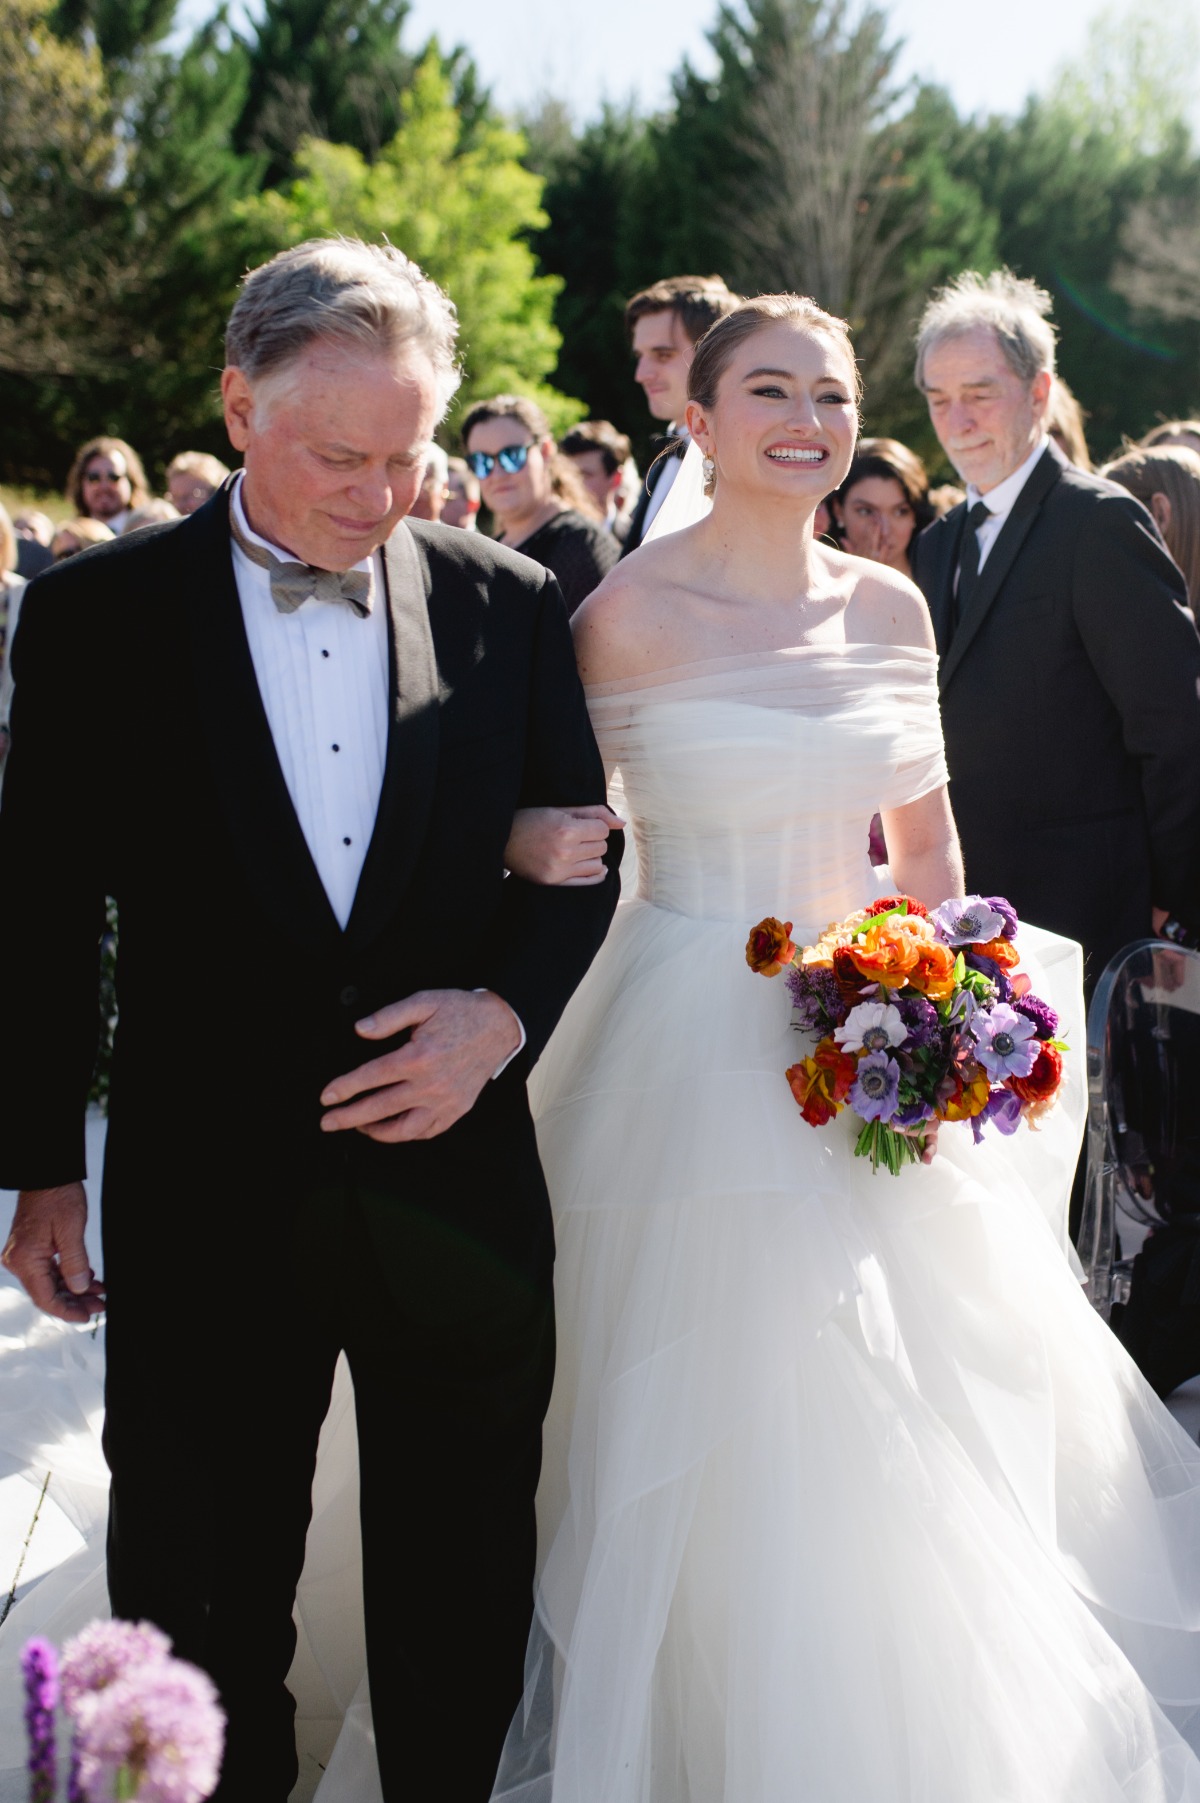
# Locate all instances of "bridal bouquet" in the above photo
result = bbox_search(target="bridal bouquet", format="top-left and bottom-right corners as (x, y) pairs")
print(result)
(746, 894), (1066, 1174)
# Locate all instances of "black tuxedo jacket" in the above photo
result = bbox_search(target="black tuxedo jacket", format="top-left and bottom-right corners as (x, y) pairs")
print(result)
(619, 438), (686, 558)
(912, 441), (1200, 984)
(0, 487), (619, 1283)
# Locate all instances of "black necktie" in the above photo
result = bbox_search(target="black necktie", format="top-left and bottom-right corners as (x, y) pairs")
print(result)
(953, 500), (992, 629)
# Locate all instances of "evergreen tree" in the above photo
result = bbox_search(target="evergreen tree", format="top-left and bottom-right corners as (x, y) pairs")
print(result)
(49, 0), (179, 66)
(233, 0), (415, 184)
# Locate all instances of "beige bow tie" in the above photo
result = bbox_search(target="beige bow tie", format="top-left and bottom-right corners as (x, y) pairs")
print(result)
(230, 511), (372, 618)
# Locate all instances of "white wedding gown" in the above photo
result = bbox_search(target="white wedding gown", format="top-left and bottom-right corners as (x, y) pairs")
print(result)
(3, 642), (1200, 1803)
(490, 643), (1200, 1802)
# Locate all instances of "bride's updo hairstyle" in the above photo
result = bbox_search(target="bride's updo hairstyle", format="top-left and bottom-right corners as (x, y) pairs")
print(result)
(687, 294), (862, 496)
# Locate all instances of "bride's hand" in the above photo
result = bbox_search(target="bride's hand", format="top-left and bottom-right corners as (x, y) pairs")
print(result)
(504, 805), (625, 886)
(915, 1118), (939, 1165)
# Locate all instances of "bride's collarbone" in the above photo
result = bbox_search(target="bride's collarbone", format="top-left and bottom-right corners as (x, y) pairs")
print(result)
(651, 577), (855, 658)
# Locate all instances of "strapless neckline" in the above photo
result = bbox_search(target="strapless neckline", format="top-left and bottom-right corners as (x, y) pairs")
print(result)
(584, 640), (937, 699)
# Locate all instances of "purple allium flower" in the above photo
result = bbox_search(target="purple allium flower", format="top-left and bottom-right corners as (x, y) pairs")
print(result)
(894, 994), (941, 1050)
(1012, 993), (1059, 1040)
(983, 896), (1020, 940)
(61, 1619), (172, 1721)
(835, 1000), (907, 1054)
(22, 1638), (58, 1803)
(849, 1052), (902, 1122)
(932, 895), (1007, 947)
(76, 1660), (225, 1803)
(971, 1087), (1024, 1143)
(972, 1004), (1039, 1080)
(785, 964), (847, 1031)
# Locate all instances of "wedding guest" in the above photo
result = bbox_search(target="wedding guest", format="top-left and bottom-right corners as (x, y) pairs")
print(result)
(1142, 419), (1200, 458)
(123, 499), (180, 534)
(51, 518), (115, 561)
(463, 395), (619, 615)
(11, 511), (54, 580)
(621, 274), (741, 555)
(166, 450), (231, 515)
(830, 438), (933, 577)
(408, 444), (450, 522)
(0, 504), (26, 773)
(443, 455), (480, 530)
(1046, 376), (1092, 470)
(1102, 445), (1200, 604)
(911, 268), (1200, 1005)
(65, 437), (148, 535)
(559, 420), (633, 542)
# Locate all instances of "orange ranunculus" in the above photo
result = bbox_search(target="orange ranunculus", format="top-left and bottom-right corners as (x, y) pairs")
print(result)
(907, 937), (957, 999)
(969, 935), (1020, 969)
(938, 1067), (992, 1122)
(786, 1038), (857, 1126)
(746, 917), (796, 977)
(1007, 1041), (1063, 1106)
(848, 917), (921, 988)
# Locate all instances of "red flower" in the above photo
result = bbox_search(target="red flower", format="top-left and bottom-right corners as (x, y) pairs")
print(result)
(786, 1039), (857, 1126)
(866, 894), (929, 920)
(746, 918), (796, 977)
(1007, 1041), (1063, 1105)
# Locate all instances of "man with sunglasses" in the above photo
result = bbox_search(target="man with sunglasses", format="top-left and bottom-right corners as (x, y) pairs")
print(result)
(64, 435), (150, 535)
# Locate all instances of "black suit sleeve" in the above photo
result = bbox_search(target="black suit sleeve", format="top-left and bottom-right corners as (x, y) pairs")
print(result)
(0, 581), (107, 1188)
(1072, 492), (1200, 921)
(482, 572), (621, 1066)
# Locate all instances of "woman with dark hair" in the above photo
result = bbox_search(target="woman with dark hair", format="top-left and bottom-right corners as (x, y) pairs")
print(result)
(64, 435), (149, 534)
(462, 396), (619, 615)
(1102, 443), (1200, 603)
(830, 436), (933, 577)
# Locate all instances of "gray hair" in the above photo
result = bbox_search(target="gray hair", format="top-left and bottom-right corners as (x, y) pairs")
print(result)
(422, 443), (450, 487)
(225, 237), (462, 418)
(915, 269), (1057, 390)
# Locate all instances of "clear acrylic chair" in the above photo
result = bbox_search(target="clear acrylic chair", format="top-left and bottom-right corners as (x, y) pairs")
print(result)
(1079, 937), (1200, 1396)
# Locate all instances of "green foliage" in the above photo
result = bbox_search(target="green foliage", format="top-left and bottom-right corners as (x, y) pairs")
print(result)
(233, 0), (416, 184)
(240, 50), (577, 432)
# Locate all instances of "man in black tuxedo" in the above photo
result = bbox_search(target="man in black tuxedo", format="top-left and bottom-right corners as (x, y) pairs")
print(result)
(0, 239), (619, 1801)
(619, 274), (740, 556)
(910, 269), (1200, 995)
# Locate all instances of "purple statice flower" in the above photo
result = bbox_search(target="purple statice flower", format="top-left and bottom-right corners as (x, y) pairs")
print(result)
(849, 1052), (902, 1123)
(835, 1000), (907, 1055)
(1012, 993), (1059, 1040)
(932, 896), (1007, 947)
(785, 964), (847, 1032)
(984, 896), (1020, 940)
(61, 1619), (172, 1722)
(893, 993), (941, 1051)
(971, 1087), (1024, 1143)
(22, 1638), (58, 1803)
(972, 1004), (1039, 1080)
(76, 1660), (225, 1803)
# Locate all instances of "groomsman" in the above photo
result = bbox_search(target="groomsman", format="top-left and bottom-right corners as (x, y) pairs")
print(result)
(911, 269), (1200, 996)
(620, 274), (740, 556)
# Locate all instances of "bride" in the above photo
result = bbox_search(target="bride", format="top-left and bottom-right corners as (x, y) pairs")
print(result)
(490, 293), (1200, 1800)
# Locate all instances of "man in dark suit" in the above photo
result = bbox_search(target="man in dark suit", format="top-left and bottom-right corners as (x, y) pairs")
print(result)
(0, 239), (619, 1801)
(620, 274), (740, 556)
(910, 269), (1200, 995)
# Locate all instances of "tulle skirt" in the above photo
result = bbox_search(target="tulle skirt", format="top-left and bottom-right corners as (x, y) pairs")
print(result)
(490, 896), (1200, 1802)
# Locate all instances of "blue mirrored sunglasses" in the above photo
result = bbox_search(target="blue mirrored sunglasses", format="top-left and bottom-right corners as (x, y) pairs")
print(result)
(465, 442), (531, 480)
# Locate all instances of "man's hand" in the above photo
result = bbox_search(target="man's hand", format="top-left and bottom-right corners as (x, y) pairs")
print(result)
(2, 1184), (106, 1323)
(320, 989), (522, 1142)
(503, 805), (624, 886)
